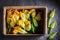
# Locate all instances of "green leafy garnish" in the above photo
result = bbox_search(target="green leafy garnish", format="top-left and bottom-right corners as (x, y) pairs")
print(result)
(48, 32), (57, 40)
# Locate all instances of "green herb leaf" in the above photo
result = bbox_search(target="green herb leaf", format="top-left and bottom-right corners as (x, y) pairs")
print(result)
(33, 18), (38, 27)
(10, 21), (15, 27)
(49, 9), (56, 18)
(50, 21), (56, 29)
(25, 23), (31, 31)
(8, 24), (11, 33)
(7, 17), (11, 24)
(31, 11), (36, 18)
(49, 21), (56, 34)
(48, 9), (56, 28)
(31, 24), (35, 33)
(19, 27), (28, 34)
(48, 32), (57, 40)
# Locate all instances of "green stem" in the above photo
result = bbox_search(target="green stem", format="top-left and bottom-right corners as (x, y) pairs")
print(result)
(8, 24), (11, 34)
(49, 28), (52, 34)
(48, 18), (51, 28)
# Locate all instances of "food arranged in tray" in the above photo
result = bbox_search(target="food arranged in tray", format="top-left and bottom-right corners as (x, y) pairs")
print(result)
(3, 6), (47, 36)
(6, 9), (41, 34)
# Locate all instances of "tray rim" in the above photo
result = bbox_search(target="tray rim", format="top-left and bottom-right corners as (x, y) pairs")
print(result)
(3, 6), (48, 36)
